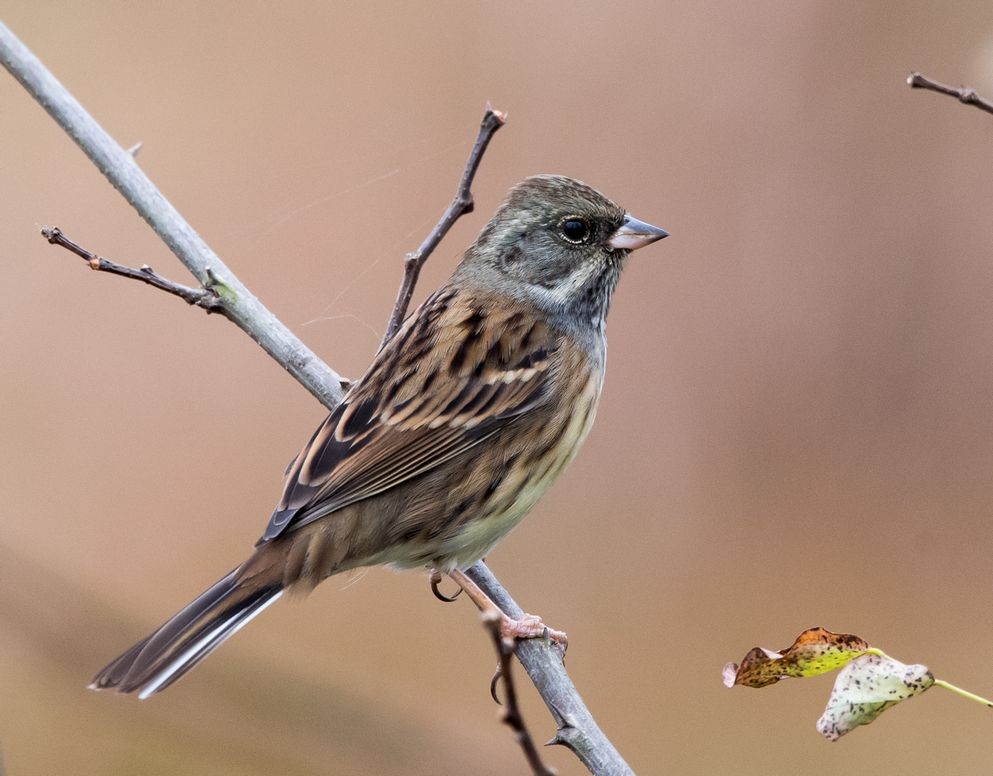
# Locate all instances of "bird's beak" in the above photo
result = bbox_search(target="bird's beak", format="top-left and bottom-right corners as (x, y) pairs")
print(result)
(608, 214), (669, 251)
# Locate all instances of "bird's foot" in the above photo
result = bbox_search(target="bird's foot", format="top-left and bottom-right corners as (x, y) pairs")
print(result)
(444, 568), (568, 653)
(500, 612), (568, 651)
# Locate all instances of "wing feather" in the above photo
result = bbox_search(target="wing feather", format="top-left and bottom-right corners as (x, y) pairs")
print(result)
(260, 287), (559, 542)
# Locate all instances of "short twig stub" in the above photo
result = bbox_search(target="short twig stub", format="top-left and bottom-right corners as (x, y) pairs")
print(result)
(908, 71), (993, 116)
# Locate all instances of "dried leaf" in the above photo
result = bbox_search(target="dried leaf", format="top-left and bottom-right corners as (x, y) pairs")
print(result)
(816, 653), (933, 741)
(723, 627), (870, 688)
(726, 627), (988, 742)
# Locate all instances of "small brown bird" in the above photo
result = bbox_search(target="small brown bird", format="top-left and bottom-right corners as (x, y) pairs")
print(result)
(91, 175), (667, 697)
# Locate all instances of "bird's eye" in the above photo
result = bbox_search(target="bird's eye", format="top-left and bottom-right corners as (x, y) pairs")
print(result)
(560, 217), (591, 244)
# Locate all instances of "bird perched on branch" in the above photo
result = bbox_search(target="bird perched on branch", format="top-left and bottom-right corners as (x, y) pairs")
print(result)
(91, 174), (668, 698)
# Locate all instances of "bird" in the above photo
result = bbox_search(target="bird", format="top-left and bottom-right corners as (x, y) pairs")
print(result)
(90, 174), (668, 698)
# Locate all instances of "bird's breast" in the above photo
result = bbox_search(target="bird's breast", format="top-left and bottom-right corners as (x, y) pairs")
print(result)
(437, 366), (604, 569)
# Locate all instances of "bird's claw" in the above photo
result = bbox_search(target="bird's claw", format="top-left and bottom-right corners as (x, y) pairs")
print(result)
(429, 570), (463, 602)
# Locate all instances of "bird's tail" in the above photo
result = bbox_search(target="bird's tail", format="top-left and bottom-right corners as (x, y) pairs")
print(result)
(89, 569), (284, 699)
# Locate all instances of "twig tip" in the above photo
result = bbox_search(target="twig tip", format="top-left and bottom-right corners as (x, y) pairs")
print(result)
(906, 71), (993, 115)
(483, 100), (508, 124)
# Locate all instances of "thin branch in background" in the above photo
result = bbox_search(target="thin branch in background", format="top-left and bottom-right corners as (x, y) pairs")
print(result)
(908, 72), (993, 116)
(483, 609), (557, 776)
(379, 104), (506, 348)
(0, 20), (634, 776)
(42, 227), (224, 313)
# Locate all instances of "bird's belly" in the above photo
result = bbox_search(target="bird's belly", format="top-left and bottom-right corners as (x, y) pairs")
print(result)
(438, 469), (560, 569)
(433, 372), (603, 570)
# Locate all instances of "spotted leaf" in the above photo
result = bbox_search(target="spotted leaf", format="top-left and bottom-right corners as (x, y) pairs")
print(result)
(816, 653), (933, 741)
(723, 627), (870, 689)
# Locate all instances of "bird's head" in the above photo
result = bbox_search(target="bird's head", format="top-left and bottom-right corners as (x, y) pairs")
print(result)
(460, 175), (667, 324)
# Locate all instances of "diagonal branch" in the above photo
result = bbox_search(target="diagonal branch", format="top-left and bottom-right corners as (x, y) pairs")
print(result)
(908, 72), (993, 116)
(380, 104), (505, 348)
(0, 20), (633, 776)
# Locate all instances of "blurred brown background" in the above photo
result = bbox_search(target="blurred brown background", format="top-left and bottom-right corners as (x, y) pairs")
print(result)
(3, 1), (993, 774)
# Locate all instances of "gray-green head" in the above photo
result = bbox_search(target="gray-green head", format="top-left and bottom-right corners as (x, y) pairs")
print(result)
(458, 175), (668, 325)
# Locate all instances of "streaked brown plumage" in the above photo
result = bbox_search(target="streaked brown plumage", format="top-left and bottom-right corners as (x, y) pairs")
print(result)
(91, 175), (667, 697)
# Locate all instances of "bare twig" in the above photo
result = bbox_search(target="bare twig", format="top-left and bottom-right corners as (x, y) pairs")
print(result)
(42, 227), (224, 312)
(1, 21), (633, 776)
(380, 104), (506, 348)
(484, 609), (557, 776)
(908, 72), (993, 116)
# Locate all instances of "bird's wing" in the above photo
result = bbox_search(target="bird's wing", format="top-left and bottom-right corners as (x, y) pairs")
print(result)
(260, 287), (561, 542)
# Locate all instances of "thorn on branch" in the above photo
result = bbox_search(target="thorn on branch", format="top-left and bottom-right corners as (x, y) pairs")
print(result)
(40, 227), (226, 313)
(908, 71), (993, 116)
(204, 266), (222, 292)
(546, 720), (582, 750)
(490, 660), (504, 704)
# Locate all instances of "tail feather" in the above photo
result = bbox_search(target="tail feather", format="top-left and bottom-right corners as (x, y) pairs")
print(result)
(131, 586), (283, 698)
(88, 634), (154, 690)
(90, 569), (283, 698)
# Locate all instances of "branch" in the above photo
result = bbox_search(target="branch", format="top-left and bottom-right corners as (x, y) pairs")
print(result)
(467, 562), (633, 775)
(380, 104), (505, 348)
(908, 72), (993, 116)
(0, 23), (345, 409)
(1, 21), (633, 776)
(484, 610), (557, 776)
(41, 227), (224, 312)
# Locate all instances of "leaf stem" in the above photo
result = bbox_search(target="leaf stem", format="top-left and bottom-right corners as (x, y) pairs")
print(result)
(933, 679), (993, 708)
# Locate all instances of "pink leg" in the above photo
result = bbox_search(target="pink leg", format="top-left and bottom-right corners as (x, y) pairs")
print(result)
(447, 569), (568, 649)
